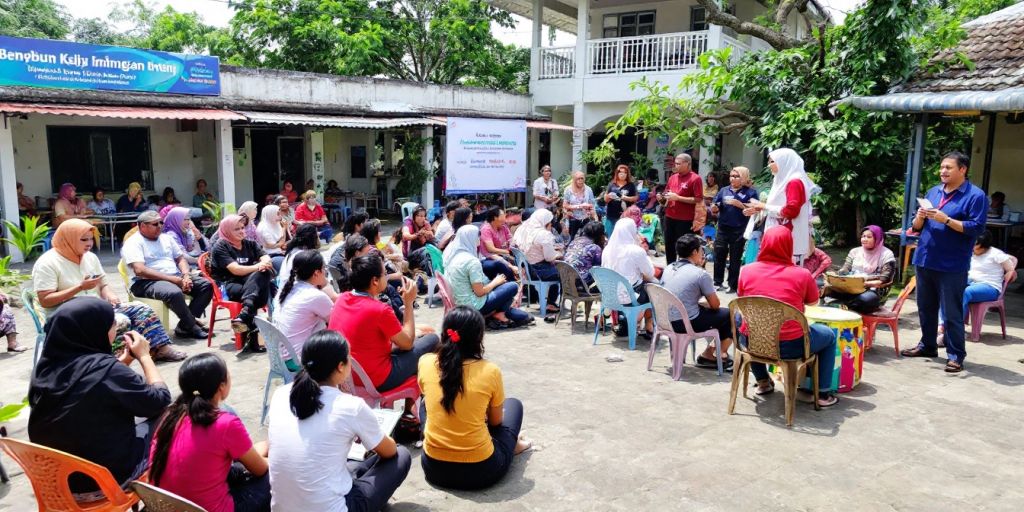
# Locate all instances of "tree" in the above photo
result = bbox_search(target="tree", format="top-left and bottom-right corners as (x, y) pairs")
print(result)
(0, 0), (70, 39)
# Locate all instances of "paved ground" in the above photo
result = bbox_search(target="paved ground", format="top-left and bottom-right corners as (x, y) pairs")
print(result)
(2, 248), (1023, 511)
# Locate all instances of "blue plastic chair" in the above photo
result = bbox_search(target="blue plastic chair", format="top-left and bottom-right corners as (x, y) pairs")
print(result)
(510, 247), (559, 316)
(41, 229), (54, 252)
(20, 289), (46, 374)
(253, 317), (300, 426)
(590, 267), (653, 351)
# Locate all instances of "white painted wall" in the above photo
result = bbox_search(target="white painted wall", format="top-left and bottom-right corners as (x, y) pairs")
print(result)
(973, 115), (1024, 210)
(549, 110), (575, 176)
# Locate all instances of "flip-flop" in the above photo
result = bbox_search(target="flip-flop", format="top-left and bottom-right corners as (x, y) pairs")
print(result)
(817, 394), (840, 408)
(754, 381), (775, 396)
(6, 344), (28, 353)
(945, 360), (964, 373)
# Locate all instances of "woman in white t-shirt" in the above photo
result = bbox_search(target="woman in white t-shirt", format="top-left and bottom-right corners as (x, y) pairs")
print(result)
(940, 231), (1017, 326)
(267, 330), (410, 512)
(273, 250), (338, 372)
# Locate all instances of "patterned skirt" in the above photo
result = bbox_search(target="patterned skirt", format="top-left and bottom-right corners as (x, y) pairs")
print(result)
(113, 302), (170, 349)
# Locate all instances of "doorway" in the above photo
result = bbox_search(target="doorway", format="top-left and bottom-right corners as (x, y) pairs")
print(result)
(250, 129), (306, 204)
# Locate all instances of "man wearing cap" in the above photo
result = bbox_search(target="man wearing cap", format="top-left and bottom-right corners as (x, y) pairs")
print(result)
(121, 210), (214, 339)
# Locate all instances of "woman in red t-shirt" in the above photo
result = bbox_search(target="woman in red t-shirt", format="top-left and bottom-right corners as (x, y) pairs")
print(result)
(736, 226), (838, 407)
(294, 190), (333, 242)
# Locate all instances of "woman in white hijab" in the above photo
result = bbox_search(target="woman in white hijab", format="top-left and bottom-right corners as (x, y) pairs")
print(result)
(601, 218), (655, 336)
(256, 204), (287, 271)
(511, 208), (561, 314)
(445, 226), (533, 329)
(743, 148), (816, 259)
(238, 201), (259, 242)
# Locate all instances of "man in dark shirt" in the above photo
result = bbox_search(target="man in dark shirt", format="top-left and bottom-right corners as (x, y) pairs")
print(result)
(901, 151), (988, 372)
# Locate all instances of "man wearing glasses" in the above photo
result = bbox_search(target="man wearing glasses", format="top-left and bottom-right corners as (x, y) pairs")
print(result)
(122, 210), (213, 339)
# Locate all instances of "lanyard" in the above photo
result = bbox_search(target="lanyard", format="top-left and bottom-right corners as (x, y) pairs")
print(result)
(937, 189), (958, 211)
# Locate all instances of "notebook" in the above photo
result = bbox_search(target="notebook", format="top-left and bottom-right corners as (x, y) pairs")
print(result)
(347, 408), (403, 461)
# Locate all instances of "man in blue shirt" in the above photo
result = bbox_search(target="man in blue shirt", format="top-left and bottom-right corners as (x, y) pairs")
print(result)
(901, 151), (988, 372)
(710, 166), (758, 292)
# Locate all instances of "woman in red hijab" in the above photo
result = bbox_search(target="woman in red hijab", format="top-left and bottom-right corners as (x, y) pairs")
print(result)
(736, 225), (839, 407)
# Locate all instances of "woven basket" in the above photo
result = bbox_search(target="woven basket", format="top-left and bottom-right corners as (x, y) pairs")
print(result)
(825, 273), (867, 295)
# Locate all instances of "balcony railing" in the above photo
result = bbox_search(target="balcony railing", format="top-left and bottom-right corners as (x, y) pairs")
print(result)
(538, 45), (576, 79)
(539, 31), (728, 80)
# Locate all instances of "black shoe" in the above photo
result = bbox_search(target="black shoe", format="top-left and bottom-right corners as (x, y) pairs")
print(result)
(174, 325), (208, 339)
(900, 346), (939, 358)
(244, 331), (265, 353)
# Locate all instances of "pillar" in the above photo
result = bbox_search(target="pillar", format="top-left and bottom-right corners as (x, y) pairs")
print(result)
(310, 129), (325, 200)
(215, 120), (235, 210)
(530, 0), (543, 81)
(700, 132), (716, 177)
(571, 0), (589, 174)
(0, 120), (22, 262)
(572, 102), (586, 173)
(420, 126), (435, 207)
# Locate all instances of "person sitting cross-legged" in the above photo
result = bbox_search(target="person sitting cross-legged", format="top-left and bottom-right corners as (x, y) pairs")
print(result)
(123, 210), (214, 340)
(328, 254), (440, 416)
(445, 225), (532, 330)
(209, 214), (273, 352)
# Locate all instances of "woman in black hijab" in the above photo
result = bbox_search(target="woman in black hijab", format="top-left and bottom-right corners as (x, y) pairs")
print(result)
(29, 296), (171, 497)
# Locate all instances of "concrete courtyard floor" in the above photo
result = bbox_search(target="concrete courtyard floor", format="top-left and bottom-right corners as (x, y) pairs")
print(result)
(2, 254), (1023, 511)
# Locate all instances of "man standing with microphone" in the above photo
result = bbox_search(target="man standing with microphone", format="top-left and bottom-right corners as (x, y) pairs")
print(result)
(662, 153), (703, 263)
(901, 151), (988, 373)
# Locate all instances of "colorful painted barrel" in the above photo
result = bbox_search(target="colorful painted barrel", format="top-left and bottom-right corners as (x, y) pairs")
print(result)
(804, 306), (864, 393)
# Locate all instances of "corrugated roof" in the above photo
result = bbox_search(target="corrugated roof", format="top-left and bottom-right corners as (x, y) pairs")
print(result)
(237, 111), (444, 128)
(0, 102), (244, 120)
(841, 87), (1024, 113)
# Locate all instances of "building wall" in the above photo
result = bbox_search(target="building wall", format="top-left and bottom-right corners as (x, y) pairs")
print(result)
(974, 114), (1024, 210)
(587, 0), (768, 41)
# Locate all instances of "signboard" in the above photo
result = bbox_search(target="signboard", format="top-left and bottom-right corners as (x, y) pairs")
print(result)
(445, 117), (527, 193)
(0, 36), (220, 95)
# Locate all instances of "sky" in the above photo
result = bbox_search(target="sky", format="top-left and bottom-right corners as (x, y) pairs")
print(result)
(56, 0), (864, 48)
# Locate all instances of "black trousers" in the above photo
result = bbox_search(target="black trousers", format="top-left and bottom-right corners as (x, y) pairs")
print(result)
(222, 270), (272, 311)
(663, 218), (694, 264)
(568, 218), (586, 240)
(420, 398), (524, 490)
(131, 275), (213, 330)
(345, 448), (412, 512)
(713, 225), (746, 289)
(827, 290), (882, 314)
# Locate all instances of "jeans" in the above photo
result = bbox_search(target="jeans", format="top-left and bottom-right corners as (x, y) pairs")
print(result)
(938, 281), (1001, 324)
(317, 224), (334, 243)
(228, 462), (271, 512)
(745, 323), (837, 392)
(479, 282), (530, 323)
(345, 448), (412, 512)
(915, 265), (968, 363)
(378, 334), (441, 391)
(131, 275), (214, 331)
(713, 225), (746, 289)
(482, 258), (517, 281)
(528, 261), (561, 306)
(420, 398), (524, 490)
(663, 218), (694, 264)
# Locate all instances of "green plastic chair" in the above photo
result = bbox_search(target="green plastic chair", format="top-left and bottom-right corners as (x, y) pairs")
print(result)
(423, 244), (445, 308)
(20, 289), (46, 374)
(591, 266), (652, 351)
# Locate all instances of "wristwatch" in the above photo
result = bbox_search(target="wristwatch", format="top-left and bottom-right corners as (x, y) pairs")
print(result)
(944, 218), (952, 225)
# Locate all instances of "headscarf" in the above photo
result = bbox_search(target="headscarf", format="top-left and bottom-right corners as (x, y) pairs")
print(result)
(127, 182), (142, 199)
(757, 225), (795, 266)
(256, 204), (283, 244)
(624, 205), (642, 227)
(765, 148), (815, 208)
(602, 218), (642, 269)
(158, 204), (175, 219)
(238, 201), (258, 221)
(855, 224), (892, 274)
(444, 224), (481, 268)
(217, 214), (245, 248)
(512, 208), (554, 250)
(52, 218), (95, 264)
(58, 183), (77, 202)
(29, 297), (118, 424)
(162, 207), (191, 248)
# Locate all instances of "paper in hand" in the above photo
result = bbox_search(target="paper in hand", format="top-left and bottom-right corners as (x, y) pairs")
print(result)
(916, 197), (934, 209)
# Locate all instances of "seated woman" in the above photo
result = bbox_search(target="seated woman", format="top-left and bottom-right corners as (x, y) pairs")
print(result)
(402, 205), (437, 276)
(32, 219), (185, 361)
(562, 220), (605, 291)
(342, 211), (368, 239)
(29, 297), (171, 498)
(279, 224), (321, 281)
(256, 204), (288, 271)
(478, 207), (518, 282)
(193, 179), (215, 209)
(822, 225), (895, 313)
(294, 190), (333, 242)
(418, 307), (531, 490)
(328, 254), (439, 414)
(801, 236), (833, 289)
(209, 215), (273, 351)
(275, 250), (338, 372)
(163, 207), (208, 267)
(445, 226), (532, 329)
(238, 201), (260, 243)
(17, 182), (35, 217)
(52, 182), (95, 227)
(324, 179), (344, 199)
(162, 187), (182, 207)
(149, 353), (270, 512)
(737, 226), (838, 407)
(661, 234), (734, 370)
(117, 182), (150, 214)
(361, 218), (404, 271)
(274, 195), (296, 236)
(511, 208), (561, 317)
(602, 218), (656, 337)
(279, 180), (298, 204)
(267, 330), (411, 510)
(938, 230), (1017, 329)
(87, 187), (117, 215)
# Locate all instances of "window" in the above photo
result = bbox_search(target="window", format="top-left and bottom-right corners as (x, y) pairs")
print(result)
(690, 6), (707, 31)
(47, 126), (152, 193)
(351, 146), (367, 178)
(602, 11), (655, 38)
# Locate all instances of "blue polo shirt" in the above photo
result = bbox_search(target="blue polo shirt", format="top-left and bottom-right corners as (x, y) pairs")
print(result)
(913, 179), (988, 273)
(713, 186), (758, 229)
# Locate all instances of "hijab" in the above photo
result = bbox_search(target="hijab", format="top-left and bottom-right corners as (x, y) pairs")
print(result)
(127, 182), (142, 199)
(217, 214), (245, 248)
(765, 148), (815, 208)
(257, 204), (283, 243)
(512, 208), (554, 250)
(602, 218), (642, 267)
(624, 205), (642, 227)
(855, 225), (893, 273)
(53, 218), (94, 264)
(444, 224), (481, 268)
(757, 225), (796, 266)
(58, 183), (77, 202)
(238, 201), (258, 220)
(29, 296), (118, 424)
(162, 207), (191, 248)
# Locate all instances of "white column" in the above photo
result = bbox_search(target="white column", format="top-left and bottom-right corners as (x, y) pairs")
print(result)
(707, 23), (724, 52)
(530, 0), (543, 81)
(215, 120), (236, 210)
(571, 102), (586, 174)
(701, 132), (717, 177)
(0, 120), (22, 262)
(420, 126), (435, 207)
(310, 129), (325, 199)
(571, 0), (589, 173)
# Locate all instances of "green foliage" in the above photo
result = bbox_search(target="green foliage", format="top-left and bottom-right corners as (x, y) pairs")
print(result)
(2, 215), (50, 260)
(0, 0), (69, 39)
(201, 201), (236, 235)
(579, 142), (617, 190)
(394, 134), (435, 198)
(0, 398), (28, 423)
(0, 255), (30, 291)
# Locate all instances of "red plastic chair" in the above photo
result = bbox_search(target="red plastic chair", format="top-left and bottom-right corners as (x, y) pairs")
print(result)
(433, 272), (456, 314)
(862, 276), (916, 356)
(344, 357), (421, 420)
(965, 257), (1017, 342)
(197, 252), (246, 350)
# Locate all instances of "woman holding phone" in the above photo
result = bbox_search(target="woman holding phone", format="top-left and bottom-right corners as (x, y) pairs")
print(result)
(603, 164), (638, 236)
(710, 166), (758, 292)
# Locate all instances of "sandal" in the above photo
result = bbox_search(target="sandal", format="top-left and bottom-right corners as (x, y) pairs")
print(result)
(817, 394), (840, 408)
(696, 355), (734, 370)
(486, 318), (509, 330)
(945, 360), (964, 373)
(754, 380), (775, 396)
(7, 343), (27, 353)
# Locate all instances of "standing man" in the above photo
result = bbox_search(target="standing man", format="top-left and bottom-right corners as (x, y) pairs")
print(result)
(122, 210), (214, 339)
(533, 165), (559, 211)
(710, 166), (758, 293)
(662, 153), (703, 263)
(901, 151), (988, 373)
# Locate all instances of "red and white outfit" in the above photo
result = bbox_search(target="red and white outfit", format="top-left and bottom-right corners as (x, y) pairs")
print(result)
(745, 148), (816, 258)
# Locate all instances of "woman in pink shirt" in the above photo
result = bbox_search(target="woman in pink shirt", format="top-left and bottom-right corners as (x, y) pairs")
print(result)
(479, 207), (518, 281)
(149, 354), (270, 512)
